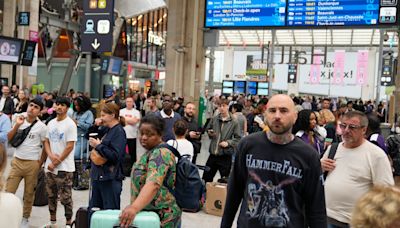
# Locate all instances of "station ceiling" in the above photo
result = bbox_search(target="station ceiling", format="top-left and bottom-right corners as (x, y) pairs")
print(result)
(219, 29), (399, 47)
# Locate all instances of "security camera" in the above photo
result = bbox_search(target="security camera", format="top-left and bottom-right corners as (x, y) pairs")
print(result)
(383, 33), (389, 42)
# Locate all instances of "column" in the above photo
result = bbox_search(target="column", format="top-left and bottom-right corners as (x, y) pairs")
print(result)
(13, 0), (39, 88)
(222, 47), (233, 80)
(165, 0), (206, 103)
(1, 0), (17, 85)
(360, 49), (377, 101)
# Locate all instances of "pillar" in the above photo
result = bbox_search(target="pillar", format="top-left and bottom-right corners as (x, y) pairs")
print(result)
(1, 0), (17, 85)
(360, 49), (377, 101)
(165, 0), (206, 103)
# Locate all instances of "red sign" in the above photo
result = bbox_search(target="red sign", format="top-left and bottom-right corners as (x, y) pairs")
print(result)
(29, 30), (39, 42)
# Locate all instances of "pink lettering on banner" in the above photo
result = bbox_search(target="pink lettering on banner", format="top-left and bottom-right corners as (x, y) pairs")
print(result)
(310, 51), (321, 84)
(333, 50), (345, 85)
(356, 50), (369, 85)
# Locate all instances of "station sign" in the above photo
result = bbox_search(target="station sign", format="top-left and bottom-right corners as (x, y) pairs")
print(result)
(81, 0), (114, 53)
(205, 0), (399, 28)
(287, 64), (297, 83)
(20, 40), (37, 66)
(381, 51), (394, 86)
(18, 12), (30, 26)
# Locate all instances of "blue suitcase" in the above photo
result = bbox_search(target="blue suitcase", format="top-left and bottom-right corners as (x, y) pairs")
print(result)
(90, 210), (160, 228)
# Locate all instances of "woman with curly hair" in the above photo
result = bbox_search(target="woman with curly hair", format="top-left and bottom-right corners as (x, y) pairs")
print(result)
(351, 186), (400, 228)
(292, 109), (324, 156)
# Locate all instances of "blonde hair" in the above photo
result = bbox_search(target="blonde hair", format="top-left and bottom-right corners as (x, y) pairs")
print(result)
(351, 186), (400, 228)
(319, 109), (336, 124)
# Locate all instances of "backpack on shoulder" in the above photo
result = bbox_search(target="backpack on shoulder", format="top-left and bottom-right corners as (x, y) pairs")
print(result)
(157, 144), (204, 212)
(386, 134), (400, 175)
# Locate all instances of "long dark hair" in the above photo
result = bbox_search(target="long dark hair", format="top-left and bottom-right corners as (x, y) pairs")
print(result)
(73, 95), (92, 114)
(292, 109), (316, 134)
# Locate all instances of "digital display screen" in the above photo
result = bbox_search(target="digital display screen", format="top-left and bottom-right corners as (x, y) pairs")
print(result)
(234, 81), (245, 87)
(107, 57), (123, 75)
(248, 87), (257, 95)
(258, 88), (269, 96)
(234, 87), (245, 94)
(21, 40), (36, 66)
(223, 81), (234, 87)
(205, 0), (399, 28)
(0, 36), (23, 64)
(223, 88), (233, 94)
(258, 82), (269, 88)
(247, 81), (257, 88)
(205, 0), (287, 27)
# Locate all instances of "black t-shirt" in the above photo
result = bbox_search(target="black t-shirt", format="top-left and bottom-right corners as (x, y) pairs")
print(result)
(221, 132), (326, 228)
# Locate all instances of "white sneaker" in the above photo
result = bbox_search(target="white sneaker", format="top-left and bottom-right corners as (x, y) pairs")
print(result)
(42, 221), (57, 228)
(20, 218), (29, 228)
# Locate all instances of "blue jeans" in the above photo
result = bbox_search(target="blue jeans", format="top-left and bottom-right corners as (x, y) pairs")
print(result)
(89, 179), (122, 210)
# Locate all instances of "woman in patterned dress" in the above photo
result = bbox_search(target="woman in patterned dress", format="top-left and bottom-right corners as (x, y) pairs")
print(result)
(120, 115), (182, 228)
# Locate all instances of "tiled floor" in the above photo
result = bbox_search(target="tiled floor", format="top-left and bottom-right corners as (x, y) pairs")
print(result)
(6, 136), (237, 228)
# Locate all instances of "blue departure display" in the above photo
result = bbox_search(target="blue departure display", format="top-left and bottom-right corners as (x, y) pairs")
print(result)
(287, 0), (380, 26)
(205, 0), (398, 27)
(205, 0), (287, 27)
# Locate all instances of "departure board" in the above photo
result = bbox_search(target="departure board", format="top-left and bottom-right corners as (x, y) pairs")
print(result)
(287, 0), (382, 26)
(205, 0), (287, 27)
(205, 0), (399, 28)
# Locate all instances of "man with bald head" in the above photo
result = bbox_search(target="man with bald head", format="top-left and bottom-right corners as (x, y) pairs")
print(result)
(221, 94), (327, 228)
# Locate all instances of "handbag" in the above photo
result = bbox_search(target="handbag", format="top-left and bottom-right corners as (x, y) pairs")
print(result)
(9, 120), (38, 147)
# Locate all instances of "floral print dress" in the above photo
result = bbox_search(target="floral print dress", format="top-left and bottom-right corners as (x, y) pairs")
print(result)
(131, 147), (182, 228)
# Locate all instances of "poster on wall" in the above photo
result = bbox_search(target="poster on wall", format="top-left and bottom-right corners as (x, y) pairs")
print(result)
(356, 50), (369, 85)
(233, 50), (367, 98)
(246, 55), (267, 76)
(333, 50), (346, 85)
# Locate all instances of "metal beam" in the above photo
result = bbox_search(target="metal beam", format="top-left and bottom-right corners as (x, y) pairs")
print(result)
(40, 10), (79, 32)
(292, 30), (296, 45)
(350, 29), (354, 46)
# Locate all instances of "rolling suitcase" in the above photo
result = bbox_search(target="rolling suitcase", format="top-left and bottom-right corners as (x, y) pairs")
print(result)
(90, 210), (160, 228)
(74, 134), (90, 190)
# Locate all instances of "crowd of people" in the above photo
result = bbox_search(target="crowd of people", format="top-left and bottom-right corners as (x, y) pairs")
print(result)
(0, 84), (399, 228)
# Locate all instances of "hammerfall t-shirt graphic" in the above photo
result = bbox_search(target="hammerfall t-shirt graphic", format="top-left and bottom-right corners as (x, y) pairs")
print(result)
(246, 155), (301, 227)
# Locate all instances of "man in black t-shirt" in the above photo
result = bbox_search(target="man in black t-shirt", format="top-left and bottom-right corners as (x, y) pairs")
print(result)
(221, 94), (327, 228)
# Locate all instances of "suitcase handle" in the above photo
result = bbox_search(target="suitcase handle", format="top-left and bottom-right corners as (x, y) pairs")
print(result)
(113, 226), (136, 228)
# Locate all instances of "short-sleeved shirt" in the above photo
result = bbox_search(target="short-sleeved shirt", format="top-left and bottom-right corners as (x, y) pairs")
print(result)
(45, 116), (77, 173)
(12, 113), (47, 160)
(131, 147), (181, 227)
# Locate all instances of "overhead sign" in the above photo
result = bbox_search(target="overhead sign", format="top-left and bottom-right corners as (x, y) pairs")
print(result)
(205, 0), (287, 27)
(287, 64), (297, 83)
(205, 0), (399, 28)
(81, 0), (114, 53)
(0, 36), (23, 64)
(20, 40), (37, 66)
(18, 12), (30, 26)
(381, 51), (394, 86)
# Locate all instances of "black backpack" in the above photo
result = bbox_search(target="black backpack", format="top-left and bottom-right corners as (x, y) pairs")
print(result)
(156, 144), (204, 212)
(386, 134), (400, 175)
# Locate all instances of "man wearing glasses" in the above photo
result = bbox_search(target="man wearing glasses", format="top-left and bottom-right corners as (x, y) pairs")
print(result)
(321, 111), (394, 228)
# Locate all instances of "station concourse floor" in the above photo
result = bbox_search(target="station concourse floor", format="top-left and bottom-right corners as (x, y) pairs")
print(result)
(6, 136), (238, 228)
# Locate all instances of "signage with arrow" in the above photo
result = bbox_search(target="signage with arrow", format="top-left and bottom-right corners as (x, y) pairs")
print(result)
(81, 0), (114, 53)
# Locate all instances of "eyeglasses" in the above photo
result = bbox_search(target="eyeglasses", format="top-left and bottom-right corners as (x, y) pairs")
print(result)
(339, 123), (364, 131)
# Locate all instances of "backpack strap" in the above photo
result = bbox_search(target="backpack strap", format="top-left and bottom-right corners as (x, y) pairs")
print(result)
(323, 142), (339, 179)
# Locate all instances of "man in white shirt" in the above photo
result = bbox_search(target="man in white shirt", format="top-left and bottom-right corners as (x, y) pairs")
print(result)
(321, 111), (394, 228)
(44, 97), (77, 228)
(120, 97), (141, 174)
(6, 98), (47, 228)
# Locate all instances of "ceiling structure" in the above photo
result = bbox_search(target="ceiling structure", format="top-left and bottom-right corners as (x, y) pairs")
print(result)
(219, 29), (399, 47)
